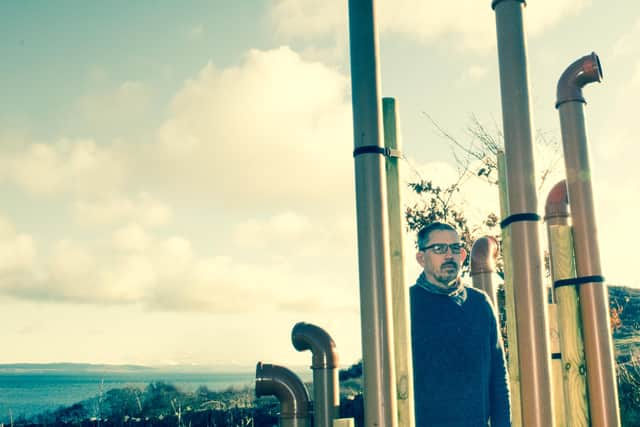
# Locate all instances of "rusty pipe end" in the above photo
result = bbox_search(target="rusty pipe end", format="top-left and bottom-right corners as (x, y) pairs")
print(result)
(544, 180), (570, 223)
(292, 322), (339, 369)
(556, 52), (602, 108)
(470, 236), (499, 275)
(255, 362), (311, 418)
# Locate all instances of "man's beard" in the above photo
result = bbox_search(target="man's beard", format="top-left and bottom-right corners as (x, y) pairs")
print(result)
(435, 262), (459, 286)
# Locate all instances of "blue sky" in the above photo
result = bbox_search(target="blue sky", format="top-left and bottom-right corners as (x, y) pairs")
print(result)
(1, 0), (639, 367)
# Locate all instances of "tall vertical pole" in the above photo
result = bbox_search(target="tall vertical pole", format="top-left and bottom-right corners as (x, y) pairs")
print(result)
(545, 181), (591, 427)
(492, 1), (555, 425)
(347, 1), (398, 426)
(556, 53), (620, 427)
(382, 98), (415, 427)
(497, 151), (523, 427)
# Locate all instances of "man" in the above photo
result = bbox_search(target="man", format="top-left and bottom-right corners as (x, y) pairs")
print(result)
(410, 222), (511, 427)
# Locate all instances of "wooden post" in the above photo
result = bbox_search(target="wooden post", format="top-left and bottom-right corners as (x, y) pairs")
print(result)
(549, 303), (567, 427)
(497, 151), (522, 427)
(547, 225), (590, 426)
(382, 97), (415, 427)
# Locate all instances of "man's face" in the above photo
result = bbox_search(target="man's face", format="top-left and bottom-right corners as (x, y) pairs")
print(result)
(416, 229), (467, 288)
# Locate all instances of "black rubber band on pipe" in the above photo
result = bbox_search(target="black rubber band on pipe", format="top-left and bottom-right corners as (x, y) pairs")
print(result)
(553, 275), (605, 289)
(500, 212), (541, 229)
(353, 146), (402, 158)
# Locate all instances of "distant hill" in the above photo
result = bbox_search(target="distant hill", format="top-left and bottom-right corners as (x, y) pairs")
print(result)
(0, 362), (262, 375)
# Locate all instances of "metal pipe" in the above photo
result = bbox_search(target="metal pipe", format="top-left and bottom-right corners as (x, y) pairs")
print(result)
(545, 180), (591, 427)
(470, 236), (499, 307)
(347, 0), (398, 426)
(556, 53), (621, 427)
(492, 1), (555, 425)
(256, 362), (312, 427)
(291, 322), (339, 427)
(382, 97), (415, 427)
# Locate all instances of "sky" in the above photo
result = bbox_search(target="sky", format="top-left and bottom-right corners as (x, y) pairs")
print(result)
(1, 0), (639, 369)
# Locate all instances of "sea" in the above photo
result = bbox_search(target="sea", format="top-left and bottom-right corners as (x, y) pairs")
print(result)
(0, 363), (310, 423)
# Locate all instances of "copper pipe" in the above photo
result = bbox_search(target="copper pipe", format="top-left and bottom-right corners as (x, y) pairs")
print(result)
(292, 322), (339, 427)
(492, 1), (555, 425)
(470, 236), (499, 307)
(556, 53), (620, 427)
(256, 362), (311, 427)
(347, 0), (398, 425)
(545, 181), (570, 226)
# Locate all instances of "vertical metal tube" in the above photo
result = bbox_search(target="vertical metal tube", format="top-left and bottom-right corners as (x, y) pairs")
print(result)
(382, 97), (415, 427)
(470, 236), (500, 307)
(347, 1), (397, 426)
(556, 53), (621, 427)
(492, 1), (555, 425)
(291, 322), (340, 427)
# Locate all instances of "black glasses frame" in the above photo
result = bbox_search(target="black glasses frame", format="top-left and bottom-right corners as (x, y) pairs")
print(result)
(419, 242), (465, 254)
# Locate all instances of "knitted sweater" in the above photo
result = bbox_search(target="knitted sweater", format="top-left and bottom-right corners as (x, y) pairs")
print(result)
(410, 280), (511, 427)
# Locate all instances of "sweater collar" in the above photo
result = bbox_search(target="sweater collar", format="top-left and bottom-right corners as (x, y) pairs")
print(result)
(415, 272), (467, 306)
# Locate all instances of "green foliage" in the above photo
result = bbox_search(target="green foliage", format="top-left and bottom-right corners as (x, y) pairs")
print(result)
(338, 359), (363, 381)
(405, 178), (500, 273)
(618, 361), (640, 425)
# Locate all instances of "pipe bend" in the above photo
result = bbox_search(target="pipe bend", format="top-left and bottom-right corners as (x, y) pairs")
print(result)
(291, 322), (339, 369)
(470, 236), (499, 275)
(545, 180), (569, 222)
(255, 362), (311, 418)
(556, 52), (602, 108)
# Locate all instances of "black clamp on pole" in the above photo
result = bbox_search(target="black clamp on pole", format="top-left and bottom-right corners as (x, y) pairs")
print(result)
(353, 146), (402, 158)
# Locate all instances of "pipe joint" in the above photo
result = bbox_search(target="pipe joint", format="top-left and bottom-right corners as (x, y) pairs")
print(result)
(292, 322), (339, 369)
(556, 52), (602, 108)
(255, 362), (311, 419)
(470, 236), (499, 275)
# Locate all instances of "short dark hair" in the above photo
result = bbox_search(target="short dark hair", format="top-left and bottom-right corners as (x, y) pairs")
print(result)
(417, 222), (458, 249)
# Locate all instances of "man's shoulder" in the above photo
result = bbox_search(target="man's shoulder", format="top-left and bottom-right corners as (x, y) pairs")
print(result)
(464, 286), (495, 307)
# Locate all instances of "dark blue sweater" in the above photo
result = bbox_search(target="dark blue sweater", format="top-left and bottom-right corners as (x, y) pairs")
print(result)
(410, 283), (511, 427)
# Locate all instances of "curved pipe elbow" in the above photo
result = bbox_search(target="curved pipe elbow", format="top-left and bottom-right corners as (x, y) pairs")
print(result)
(255, 362), (311, 418)
(291, 322), (339, 369)
(545, 180), (570, 222)
(556, 52), (602, 108)
(470, 236), (499, 275)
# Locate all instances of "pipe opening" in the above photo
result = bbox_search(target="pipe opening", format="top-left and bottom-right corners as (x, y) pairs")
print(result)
(556, 52), (603, 108)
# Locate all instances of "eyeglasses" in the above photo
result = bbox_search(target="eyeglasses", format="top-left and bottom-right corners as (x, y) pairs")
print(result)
(419, 243), (464, 255)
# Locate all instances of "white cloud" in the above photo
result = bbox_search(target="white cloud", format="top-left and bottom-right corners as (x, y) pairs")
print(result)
(153, 46), (354, 210)
(0, 215), (36, 277)
(270, 0), (590, 52)
(73, 193), (172, 228)
(233, 211), (312, 249)
(0, 225), (358, 314)
(73, 80), (151, 135)
(0, 138), (126, 196)
(112, 223), (151, 252)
